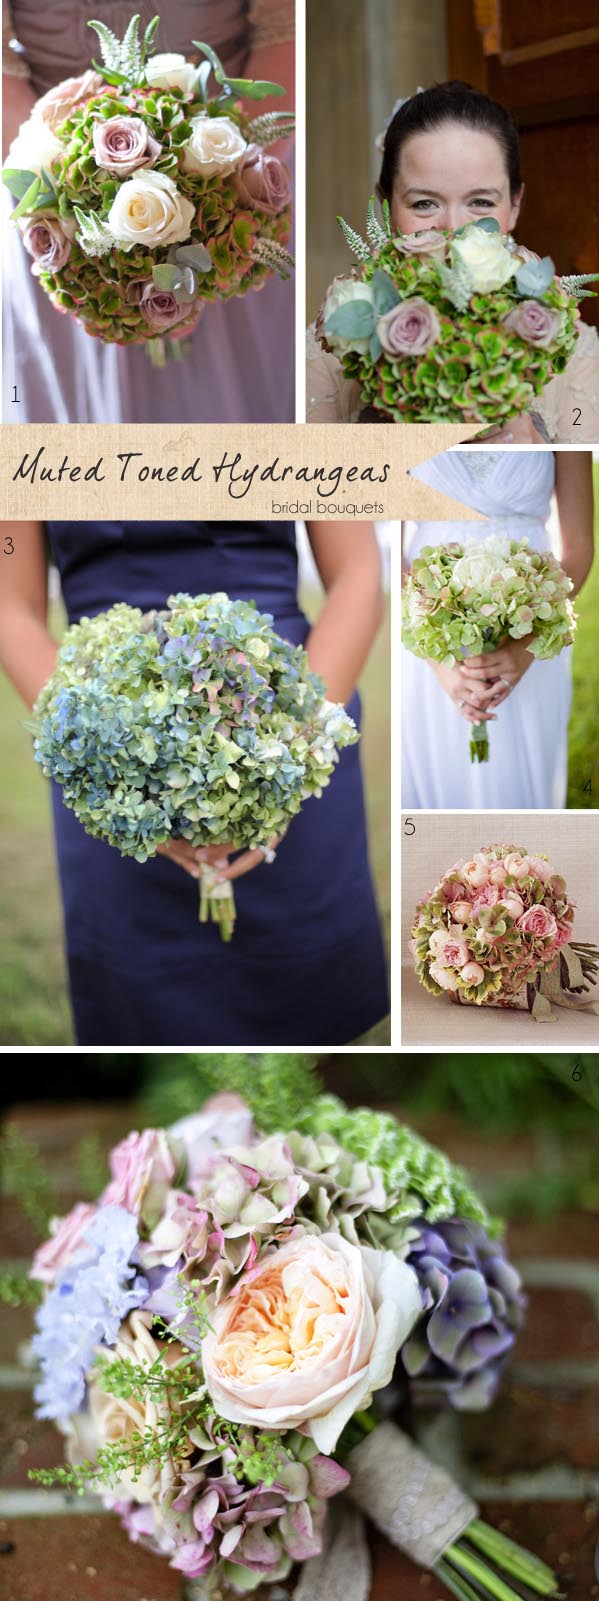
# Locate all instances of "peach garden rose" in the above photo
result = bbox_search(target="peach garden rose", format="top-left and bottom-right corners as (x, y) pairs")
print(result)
(201, 1231), (422, 1456)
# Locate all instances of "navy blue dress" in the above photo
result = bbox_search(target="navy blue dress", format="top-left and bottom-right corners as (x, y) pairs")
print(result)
(45, 523), (388, 1046)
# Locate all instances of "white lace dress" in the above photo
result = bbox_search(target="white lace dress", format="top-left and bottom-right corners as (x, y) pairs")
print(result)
(401, 450), (572, 809)
(306, 319), (599, 440)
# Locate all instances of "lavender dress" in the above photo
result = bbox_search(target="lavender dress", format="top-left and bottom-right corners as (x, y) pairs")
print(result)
(3, 2), (295, 422)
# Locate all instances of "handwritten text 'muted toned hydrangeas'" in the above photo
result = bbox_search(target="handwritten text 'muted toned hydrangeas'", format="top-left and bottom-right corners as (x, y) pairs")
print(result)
(3, 16), (294, 362)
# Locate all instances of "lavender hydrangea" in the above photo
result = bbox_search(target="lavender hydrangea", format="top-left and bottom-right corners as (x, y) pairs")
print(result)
(32, 1206), (148, 1424)
(401, 1218), (525, 1410)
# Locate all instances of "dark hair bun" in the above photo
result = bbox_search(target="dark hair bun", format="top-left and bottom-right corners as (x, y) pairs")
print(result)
(378, 80), (521, 203)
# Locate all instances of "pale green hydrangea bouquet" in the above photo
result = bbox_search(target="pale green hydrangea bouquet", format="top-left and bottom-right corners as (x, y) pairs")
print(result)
(401, 536), (576, 761)
(30, 593), (358, 939)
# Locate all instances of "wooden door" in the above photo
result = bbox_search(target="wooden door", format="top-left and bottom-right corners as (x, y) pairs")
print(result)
(447, 0), (599, 329)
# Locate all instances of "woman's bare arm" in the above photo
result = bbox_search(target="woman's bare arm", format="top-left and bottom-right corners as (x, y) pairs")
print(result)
(304, 522), (385, 703)
(554, 451), (595, 595)
(0, 522), (56, 706)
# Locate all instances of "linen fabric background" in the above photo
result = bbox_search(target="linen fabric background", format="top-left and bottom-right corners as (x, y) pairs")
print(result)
(401, 812), (599, 1047)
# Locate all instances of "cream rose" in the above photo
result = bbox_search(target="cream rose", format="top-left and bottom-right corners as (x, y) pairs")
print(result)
(320, 276), (375, 355)
(201, 1232), (421, 1457)
(6, 112), (62, 178)
(451, 536), (513, 591)
(450, 225), (517, 292)
(145, 53), (197, 94)
(429, 963), (460, 991)
(106, 169), (195, 249)
(462, 856), (490, 888)
(85, 1311), (189, 1503)
(182, 114), (247, 177)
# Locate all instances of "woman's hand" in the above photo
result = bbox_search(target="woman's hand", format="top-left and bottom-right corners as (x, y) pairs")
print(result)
(429, 660), (499, 726)
(458, 636), (534, 710)
(157, 837), (280, 882)
(475, 413), (547, 444)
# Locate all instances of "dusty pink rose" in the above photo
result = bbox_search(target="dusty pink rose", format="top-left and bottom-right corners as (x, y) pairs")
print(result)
(462, 857), (490, 888)
(521, 855), (552, 882)
(429, 963), (460, 991)
(517, 906), (558, 941)
(377, 296), (441, 357)
(503, 300), (563, 349)
(461, 961), (485, 985)
(471, 884), (500, 917)
(101, 1128), (176, 1226)
(36, 70), (105, 131)
(555, 920), (574, 949)
(501, 893), (525, 920)
(30, 1201), (97, 1284)
(396, 229), (447, 261)
(22, 217), (71, 274)
(235, 143), (291, 215)
(93, 115), (161, 177)
(135, 279), (194, 332)
(429, 929), (470, 967)
(441, 878), (469, 903)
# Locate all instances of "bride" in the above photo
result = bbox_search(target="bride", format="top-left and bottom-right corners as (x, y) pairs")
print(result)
(401, 449), (594, 808)
(308, 81), (599, 441)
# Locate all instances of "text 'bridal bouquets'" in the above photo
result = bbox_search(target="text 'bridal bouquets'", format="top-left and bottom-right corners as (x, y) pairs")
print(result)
(2, 15), (294, 365)
(318, 209), (598, 424)
(29, 593), (357, 940)
(412, 844), (599, 1022)
(21, 1070), (563, 1601)
(401, 536), (576, 761)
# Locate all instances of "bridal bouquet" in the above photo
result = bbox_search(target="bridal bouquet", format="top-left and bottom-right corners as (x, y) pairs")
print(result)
(30, 592), (357, 940)
(2, 15), (294, 364)
(401, 536), (576, 761)
(26, 1083), (561, 1601)
(412, 843), (599, 1022)
(318, 208), (597, 424)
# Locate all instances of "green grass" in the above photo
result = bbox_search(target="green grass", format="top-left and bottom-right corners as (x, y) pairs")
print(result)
(0, 595), (390, 1047)
(566, 462), (599, 808)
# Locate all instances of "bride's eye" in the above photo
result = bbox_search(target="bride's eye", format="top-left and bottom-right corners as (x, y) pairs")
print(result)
(470, 197), (495, 209)
(411, 199), (438, 212)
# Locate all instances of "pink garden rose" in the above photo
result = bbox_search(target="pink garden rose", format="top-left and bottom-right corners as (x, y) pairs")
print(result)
(521, 855), (552, 882)
(30, 1200), (97, 1284)
(102, 1128), (176, 1227)
(429, 963), (460, 991)
(555, 920), (574, 949)
(503, 300), (564, 350)
(461, 961), (485, 985)
(92, 115), (161, 177)
(202, 1231), (421, 1457)
(396, 229), (447, 261)
(471, 884), (500, 917)
(517, 906), (558, 942)
(501, 893), (525, 920)
(235, 144), (291, 215)
(377, 297), (441, 357)
(429, 930), (470, 967)
(36, 69), (104, 131)
(462, 856), (490, 888)
(22, 217), (72, 275)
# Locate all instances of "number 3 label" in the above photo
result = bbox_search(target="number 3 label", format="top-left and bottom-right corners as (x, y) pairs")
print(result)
(3, 536), (14, 555)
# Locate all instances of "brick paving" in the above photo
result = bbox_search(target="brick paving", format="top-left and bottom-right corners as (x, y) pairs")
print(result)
(1, 1102), (597, 1601)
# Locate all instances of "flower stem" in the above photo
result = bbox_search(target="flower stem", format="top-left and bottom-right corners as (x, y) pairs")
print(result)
(465, 1520), (562, 1595)
(470, 720), (489, 762)
(198, 864), (236, 942)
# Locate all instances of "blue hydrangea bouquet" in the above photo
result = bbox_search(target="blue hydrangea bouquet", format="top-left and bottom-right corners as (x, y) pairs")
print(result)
(22, 1073), (561, 1601)
(29, 592), (358, 940)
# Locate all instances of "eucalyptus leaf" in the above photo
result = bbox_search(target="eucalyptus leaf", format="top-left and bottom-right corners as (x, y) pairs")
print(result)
(2, 167), (40, 198)
(514, 256), (555, 299)
(10, 176), (41, 221)
(325, 300), (376, 338)
(473, 217), (501, 233)
(153, 264), (186, 292)
(173, 242), (212, 273)
(194, 61), (212, 103)
(371, 267), (400, 316)
(223, 77), (285, 100)
(370, 331), (383, 362)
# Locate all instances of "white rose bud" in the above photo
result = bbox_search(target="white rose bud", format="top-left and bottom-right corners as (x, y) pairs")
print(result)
(182, 114), (247, 177)
(144, 53), (197, 94)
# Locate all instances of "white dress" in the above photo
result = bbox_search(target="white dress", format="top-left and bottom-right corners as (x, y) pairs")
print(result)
(401, 450), (571, 809)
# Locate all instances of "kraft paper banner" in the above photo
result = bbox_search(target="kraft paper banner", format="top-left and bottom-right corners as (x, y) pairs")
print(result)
(0, 423), (486, 522)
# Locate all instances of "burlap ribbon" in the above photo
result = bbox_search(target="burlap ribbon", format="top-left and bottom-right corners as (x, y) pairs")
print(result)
(450, 943), (599, 1025)
(185, 1422), (477, 1601)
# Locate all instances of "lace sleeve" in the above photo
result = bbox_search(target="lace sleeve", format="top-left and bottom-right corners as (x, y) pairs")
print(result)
(248, 0), (294, 47)
(306, 323), (362, 422)
(534, 321), (599, 443)
(3, 0), (30, 77)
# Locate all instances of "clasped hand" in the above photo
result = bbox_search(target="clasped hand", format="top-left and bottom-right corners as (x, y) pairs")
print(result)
(156, 837), (280, 881)
(432, 636), (534, 725)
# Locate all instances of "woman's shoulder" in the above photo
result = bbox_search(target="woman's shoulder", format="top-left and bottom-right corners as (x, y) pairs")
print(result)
(536, 319), (599, 442)
(306, 320), (362, 422)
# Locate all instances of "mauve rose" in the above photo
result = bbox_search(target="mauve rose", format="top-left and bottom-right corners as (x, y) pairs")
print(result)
(518, 906), (558, 941)
(503, 300), (564, 349)
(22, 217), (71, 274)
(136, 280), (193, 332)
(235, 143), (291, 216)
(93, 115), (161, 177)
(377, 296), (441, 357)
(36, 69), (104, 131)
(396, 229), (447, 261)
(30, 1201), (97, 1285)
